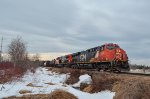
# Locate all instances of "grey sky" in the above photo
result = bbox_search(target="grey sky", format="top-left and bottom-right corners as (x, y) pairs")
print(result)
(0, 0), (150, 65)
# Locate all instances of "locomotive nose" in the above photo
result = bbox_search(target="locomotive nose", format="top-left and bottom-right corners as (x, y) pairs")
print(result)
(115, 48), (128, 61)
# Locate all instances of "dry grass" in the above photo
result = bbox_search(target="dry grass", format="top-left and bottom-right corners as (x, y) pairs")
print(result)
(19, 90), (32, 94)
(4, 90), (77, 99)
(80, 83), (89, 91)
(26, 83), (34, 87)
(89, 73), (121, 93)
(83, 85), (93, 92)
(65, 69), (83, 84)
(73, 70), (150, 99)
(49, 67), (121, 92)
(45, 82), (55, 85)
(0, 67), (26, 84)
(89, 72), (150, 99)
(48, 67), (69, 73)
(26, 83), (43, 87)
(0, 61), (38, 84)
(49, 67), (86, 84)
(48, 89), (78, 99)
(113, 77), (150, 99)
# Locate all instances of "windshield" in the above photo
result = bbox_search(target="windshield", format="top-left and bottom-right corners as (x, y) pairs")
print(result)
(106, 44), (119, 50)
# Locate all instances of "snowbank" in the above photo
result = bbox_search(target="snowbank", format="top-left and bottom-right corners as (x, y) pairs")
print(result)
(73, 74), (92, 88)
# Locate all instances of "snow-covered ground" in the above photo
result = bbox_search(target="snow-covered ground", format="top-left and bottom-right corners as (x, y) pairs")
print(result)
(72, 74), (92, 88)
(130, 69), (150, 74)
(0, 67), (115, 99)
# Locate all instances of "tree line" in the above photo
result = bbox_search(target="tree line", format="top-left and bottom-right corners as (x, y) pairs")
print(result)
(130, 64), (150, 69)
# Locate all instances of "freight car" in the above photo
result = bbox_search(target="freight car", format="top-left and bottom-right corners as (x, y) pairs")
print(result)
(49, 43), (130, 72)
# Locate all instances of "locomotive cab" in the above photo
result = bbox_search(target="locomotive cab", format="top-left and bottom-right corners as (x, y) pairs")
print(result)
(106, 44), (119, 50)
(100, 43), (127, 62)
(99, 43), (129, 72)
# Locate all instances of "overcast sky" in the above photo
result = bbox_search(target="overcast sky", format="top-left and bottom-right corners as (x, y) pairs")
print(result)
(0, 0), (150, 65)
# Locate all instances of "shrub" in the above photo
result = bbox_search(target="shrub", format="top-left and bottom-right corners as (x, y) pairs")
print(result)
(0, 62), (26, 83)
(19, 90), (32, 94)
(4, 90), (77, 99)
(90, 73), (121, 93)
(113, 78), (150, 99)
(50, 67), (86, 85)
(65, 69), (85, 84)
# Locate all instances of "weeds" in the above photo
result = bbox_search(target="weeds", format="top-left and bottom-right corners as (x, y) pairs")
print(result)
(65, 69), (83, 84)
(113, 77), (150, 99)
(4, 90), (77, 99)
(50, 67), (86, 84)
(19, 90), (32, 94)
(0, 61), (38, 84)
(89, 73), (121, 93)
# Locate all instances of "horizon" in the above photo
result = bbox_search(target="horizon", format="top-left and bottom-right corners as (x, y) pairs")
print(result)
(2, 52), (150, 66)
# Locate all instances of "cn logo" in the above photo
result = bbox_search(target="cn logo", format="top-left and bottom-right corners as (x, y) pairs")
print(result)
(80, 54), (86, 61)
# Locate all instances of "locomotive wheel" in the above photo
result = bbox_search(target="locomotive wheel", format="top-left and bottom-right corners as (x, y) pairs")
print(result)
(116, 68), (121, 73)
(117, 70), (121, 73)
(96, 67), (101, 71)
(92, 64), (96, 69)
(104, 68), (108, 71)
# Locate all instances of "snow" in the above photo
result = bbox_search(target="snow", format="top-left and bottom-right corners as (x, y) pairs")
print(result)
(73, 74), (92, 88)
(0, 67), (115, 99)
(130, 69), (150, 74)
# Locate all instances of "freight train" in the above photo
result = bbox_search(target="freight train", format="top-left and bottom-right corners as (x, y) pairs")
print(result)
(44, 43), (130, 72)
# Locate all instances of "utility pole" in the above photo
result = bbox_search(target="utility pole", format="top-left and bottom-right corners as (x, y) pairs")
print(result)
(0, 37), (3, 62)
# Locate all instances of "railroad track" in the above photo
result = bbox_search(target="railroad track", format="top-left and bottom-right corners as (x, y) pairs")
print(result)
(115, 71), (150, 76)
(83, 68), (150, 76)
(45, 66), (150, 76)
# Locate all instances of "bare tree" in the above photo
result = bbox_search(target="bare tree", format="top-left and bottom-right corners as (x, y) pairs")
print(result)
(32, 53), (40, 61)
(8, 37), (27, 66)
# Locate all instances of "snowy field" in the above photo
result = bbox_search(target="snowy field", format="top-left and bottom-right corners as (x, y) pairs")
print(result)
(0, 67), (115, 99)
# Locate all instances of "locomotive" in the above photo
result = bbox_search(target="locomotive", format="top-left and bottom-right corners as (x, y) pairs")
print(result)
(48, 43), (130, 72)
